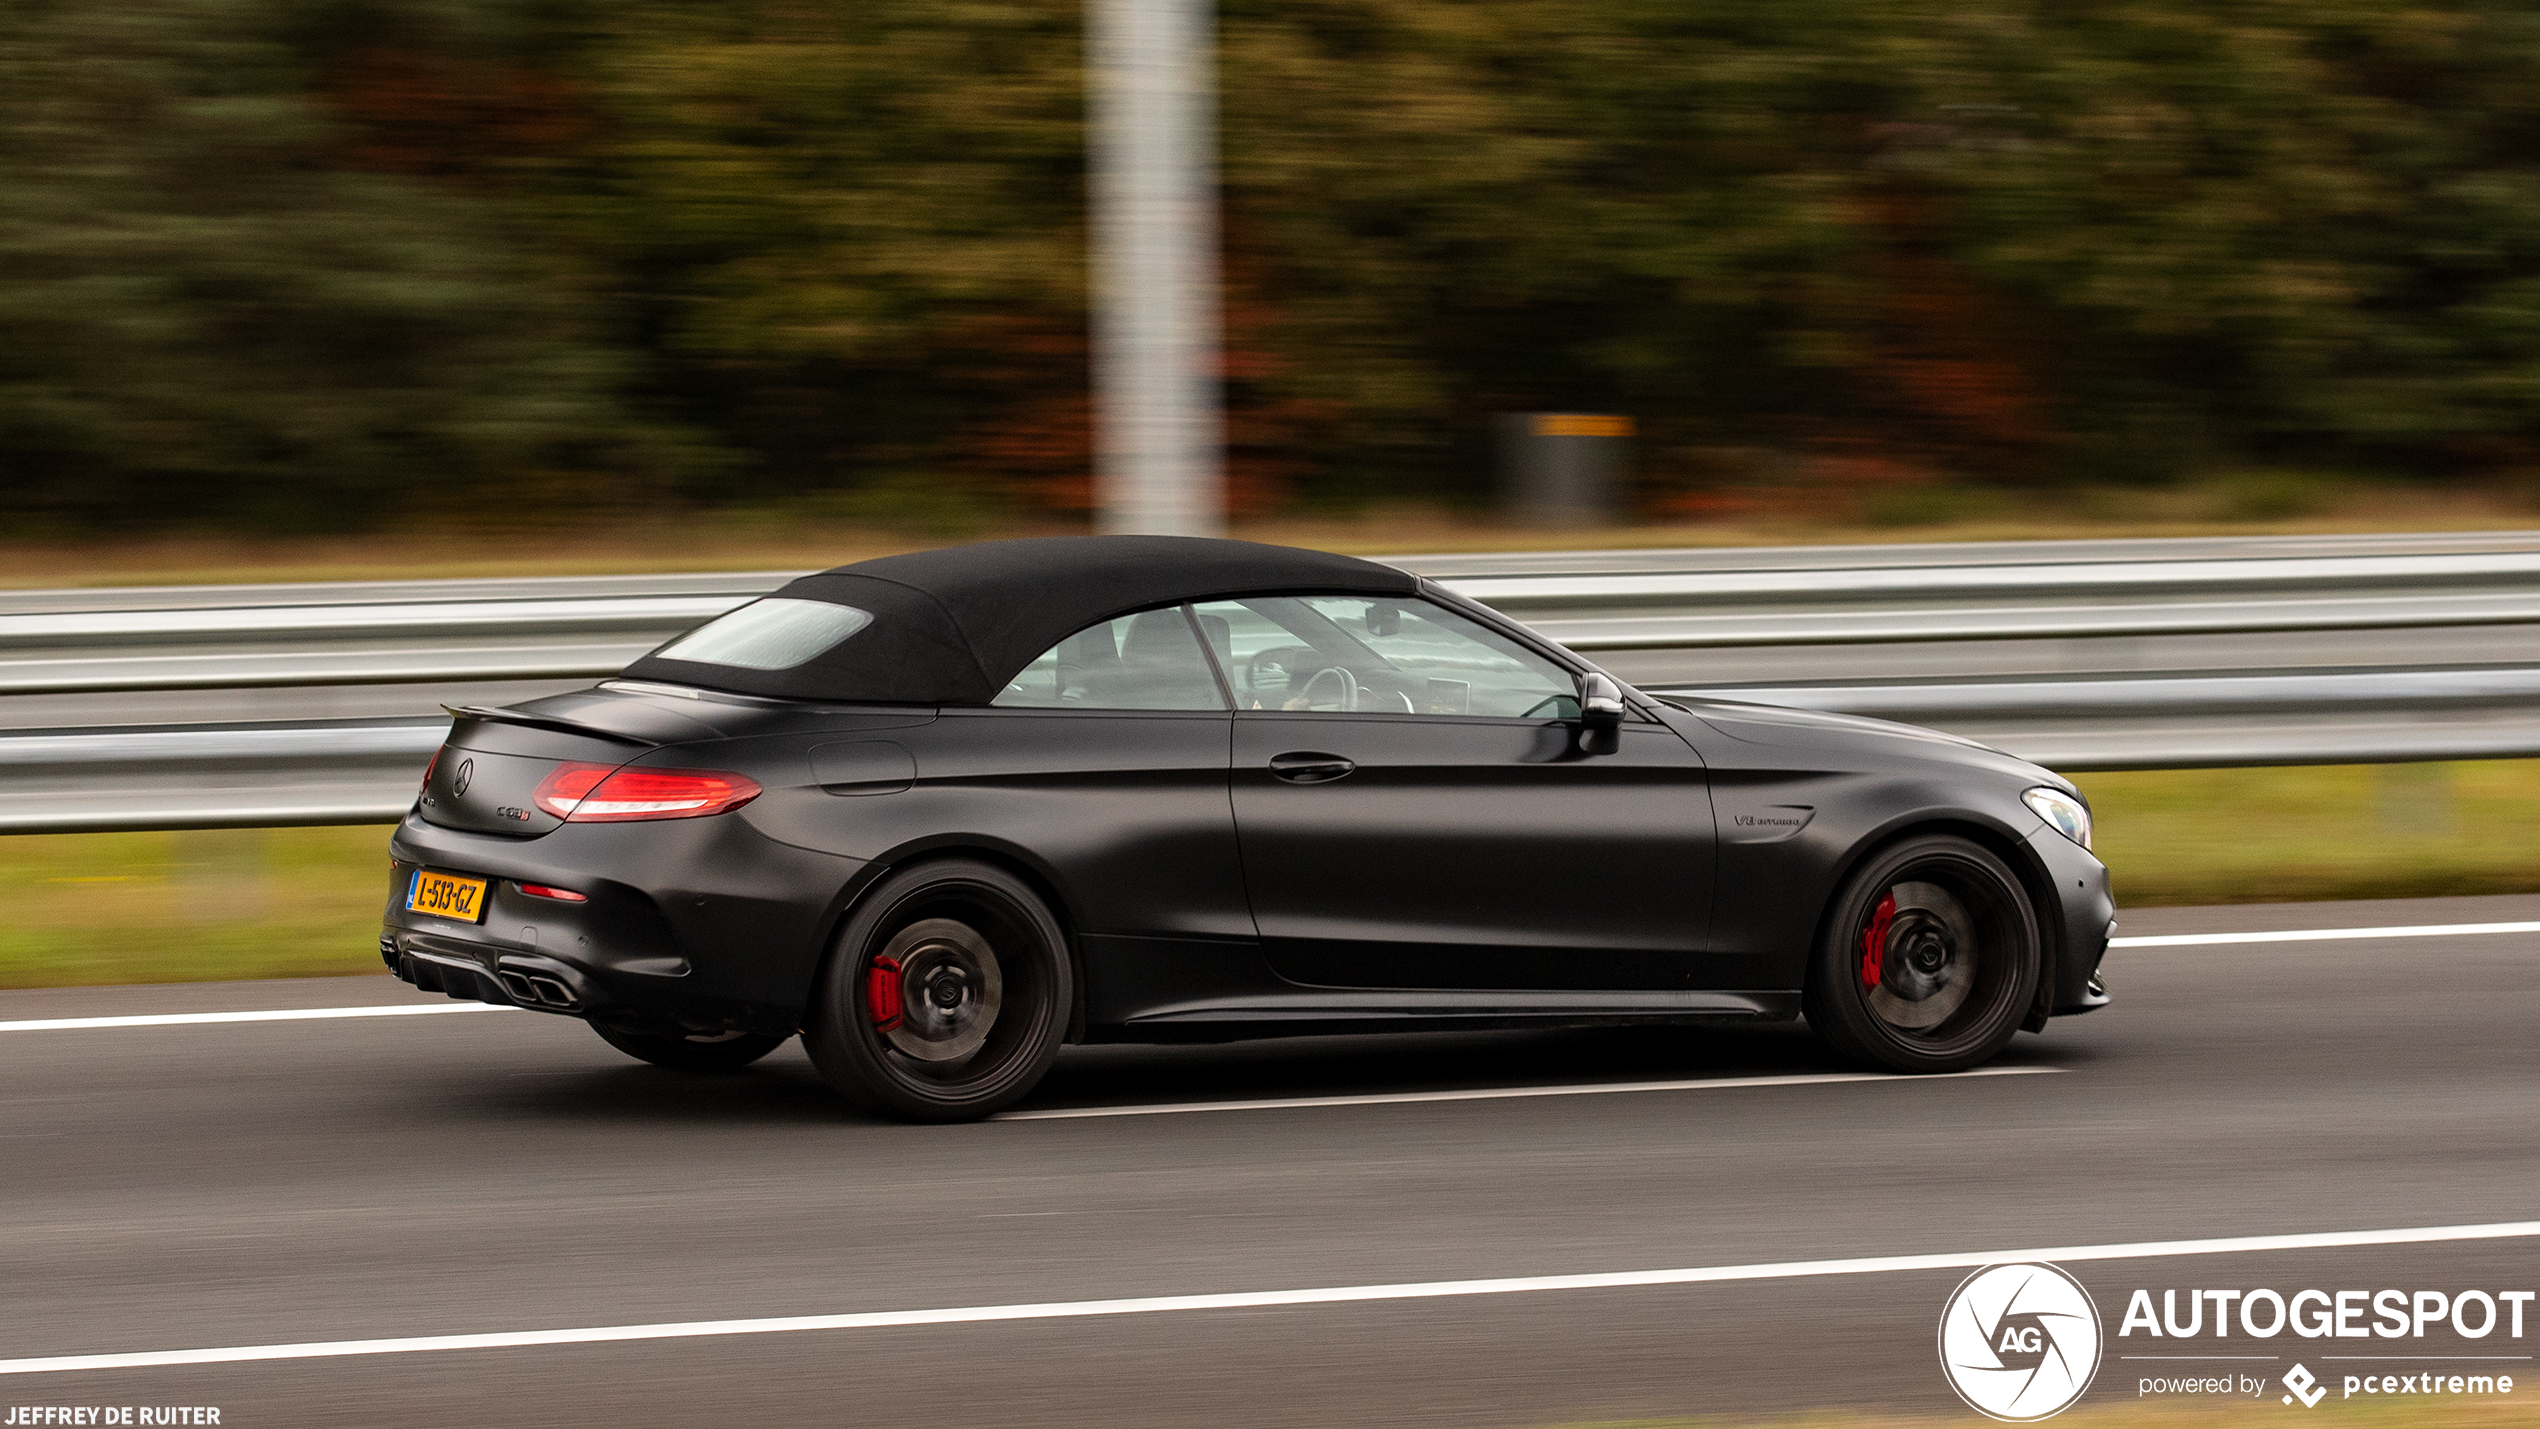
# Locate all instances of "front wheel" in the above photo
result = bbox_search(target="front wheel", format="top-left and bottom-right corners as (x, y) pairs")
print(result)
(1803, 834), (2040, 1073)
(803, 859), (1073, 1122)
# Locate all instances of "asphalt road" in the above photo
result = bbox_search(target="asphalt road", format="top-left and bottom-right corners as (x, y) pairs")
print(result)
(3, 894), (2537, 1428)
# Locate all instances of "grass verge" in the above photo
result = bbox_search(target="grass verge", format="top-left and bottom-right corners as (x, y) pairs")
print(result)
(2076, 761), (2540, 906)
(0, 826), (394, 987)
(0, 762), (2534, 989)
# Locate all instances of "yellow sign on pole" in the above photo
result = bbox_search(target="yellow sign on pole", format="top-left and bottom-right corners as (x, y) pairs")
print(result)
(1530, 414), (1637, 439)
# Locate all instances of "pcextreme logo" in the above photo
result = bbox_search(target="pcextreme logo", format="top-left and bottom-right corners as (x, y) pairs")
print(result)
(2285, 1364), (2328, 1407)
(1940, 1262), (2105, 1420)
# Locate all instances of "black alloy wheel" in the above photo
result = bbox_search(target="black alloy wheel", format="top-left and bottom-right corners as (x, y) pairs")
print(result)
(804, 858), (1073, 1122)
(592, 1022), (790, 1071)
(1803, 833), (2040, 1073)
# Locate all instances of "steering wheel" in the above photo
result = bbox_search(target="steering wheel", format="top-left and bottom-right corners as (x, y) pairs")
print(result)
(1355, 673), (1417, 713)
(1298, 665), (1360, 712)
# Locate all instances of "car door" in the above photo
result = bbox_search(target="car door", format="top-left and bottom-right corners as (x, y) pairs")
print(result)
(915, 604), (1247, 952)
(1194, 594), (1719, 991)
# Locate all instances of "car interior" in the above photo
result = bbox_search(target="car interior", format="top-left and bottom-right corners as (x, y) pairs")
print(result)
(994, 594), (1580, 717)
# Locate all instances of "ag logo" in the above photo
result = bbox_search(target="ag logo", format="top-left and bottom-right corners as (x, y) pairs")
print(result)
(452, 758), (474, 797)
(1939, 1262), (2103, 1420)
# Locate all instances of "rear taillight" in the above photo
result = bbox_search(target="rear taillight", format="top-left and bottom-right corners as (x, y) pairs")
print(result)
(531, 762), (762, 823)
(518, 883), (588, 902)
(419, 746), (443, 795)
(531, 762), (616, 818)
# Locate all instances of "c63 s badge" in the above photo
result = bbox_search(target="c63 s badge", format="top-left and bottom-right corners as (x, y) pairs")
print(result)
(1940, 1262), (2104, 1420)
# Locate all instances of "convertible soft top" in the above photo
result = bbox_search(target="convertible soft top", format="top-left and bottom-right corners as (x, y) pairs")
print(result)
(619, 535), (1419, 705)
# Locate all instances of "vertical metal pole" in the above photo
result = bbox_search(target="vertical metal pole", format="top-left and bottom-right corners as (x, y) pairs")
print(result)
(1089, 0), (1224, 536)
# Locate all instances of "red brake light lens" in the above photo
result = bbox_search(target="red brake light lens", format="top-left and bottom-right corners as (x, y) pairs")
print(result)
(531, 762), (616, 818)
(419, 745), (443, 796)
(531, 762), (761, 823)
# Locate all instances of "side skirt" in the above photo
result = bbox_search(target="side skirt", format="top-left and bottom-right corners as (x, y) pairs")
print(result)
(1095, 988), (1801, 1043)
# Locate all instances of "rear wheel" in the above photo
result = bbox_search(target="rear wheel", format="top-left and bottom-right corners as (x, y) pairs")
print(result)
(1803, 834), (2040, 1073)
(804, 859), (1073, 1122)
(592, 1023), (788, 1072)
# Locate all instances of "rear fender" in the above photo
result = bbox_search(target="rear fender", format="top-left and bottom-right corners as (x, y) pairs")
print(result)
(808, 836), (1090, 1044)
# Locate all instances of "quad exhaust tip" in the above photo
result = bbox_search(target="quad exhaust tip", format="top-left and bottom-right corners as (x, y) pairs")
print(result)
(498, 970), (581, 1010)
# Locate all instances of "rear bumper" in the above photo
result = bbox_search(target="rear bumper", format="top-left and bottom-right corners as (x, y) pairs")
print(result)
(385, 935), (592, 1014)
(381, 923), (798, 1036)
(381, 809), (862, 1038)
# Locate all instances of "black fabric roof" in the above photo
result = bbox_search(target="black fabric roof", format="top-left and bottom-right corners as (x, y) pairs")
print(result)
(619, 535), (1419, 705)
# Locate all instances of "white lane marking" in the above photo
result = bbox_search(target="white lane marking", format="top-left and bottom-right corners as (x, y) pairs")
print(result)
(2113, 920), (2540, 948)
(993, 1065), (2061, 1120)
(0, 1003), (517, 1034)
(6, 1219), (2537, 1377)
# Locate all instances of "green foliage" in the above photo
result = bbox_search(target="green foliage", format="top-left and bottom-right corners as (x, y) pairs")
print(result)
(0, 0), (680, 530)
(8, 0), (2540, 527)
(563, 0), (1090, 508)
(1217, 0), (2540, 496)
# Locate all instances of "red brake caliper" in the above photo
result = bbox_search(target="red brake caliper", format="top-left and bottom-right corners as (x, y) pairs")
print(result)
(866, 956), (904, 1032)
(1860, 893), (1897, 989)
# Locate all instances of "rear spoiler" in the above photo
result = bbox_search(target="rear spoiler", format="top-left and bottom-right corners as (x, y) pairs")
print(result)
(440, 704), (664, 746)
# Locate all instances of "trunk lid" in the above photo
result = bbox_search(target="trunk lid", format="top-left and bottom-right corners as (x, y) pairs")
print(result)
(420, 721), (641, 837)
(419, 686), (730, 836)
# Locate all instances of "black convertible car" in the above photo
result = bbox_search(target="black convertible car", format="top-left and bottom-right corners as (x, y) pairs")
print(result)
(384, 536), (2111, 1120)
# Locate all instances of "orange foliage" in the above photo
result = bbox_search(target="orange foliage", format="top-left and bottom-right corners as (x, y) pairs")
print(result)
(1847, 188), (2055, 472)
(952, 243), (1330, 518)
(322, 49), (590, 175)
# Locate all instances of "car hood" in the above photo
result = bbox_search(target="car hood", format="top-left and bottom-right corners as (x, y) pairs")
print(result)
(1659, 696), (2069, 786)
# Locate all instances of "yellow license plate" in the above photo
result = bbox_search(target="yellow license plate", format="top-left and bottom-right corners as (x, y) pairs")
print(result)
(405, 870), (489, 923)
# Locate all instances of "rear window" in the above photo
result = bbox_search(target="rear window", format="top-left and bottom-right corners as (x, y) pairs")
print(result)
(650, 598), (873, 670)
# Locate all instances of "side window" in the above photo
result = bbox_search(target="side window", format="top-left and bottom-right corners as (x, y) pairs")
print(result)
(650, 598), (873, 670)
(1189, 595), (1578, 717)
(992, 606), (1228, 711)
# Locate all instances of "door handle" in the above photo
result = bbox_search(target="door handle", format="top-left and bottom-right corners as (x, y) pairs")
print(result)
(1267, 752), (1356, 784)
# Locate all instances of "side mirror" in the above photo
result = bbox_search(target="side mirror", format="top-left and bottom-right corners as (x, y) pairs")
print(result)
(1576, 672), (1625, 756)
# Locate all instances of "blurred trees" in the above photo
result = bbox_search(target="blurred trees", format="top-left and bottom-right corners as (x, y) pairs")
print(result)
(5, 0), (2540, 530)
(0, 0), (663, 529)
(1218, 0), (2540, 503)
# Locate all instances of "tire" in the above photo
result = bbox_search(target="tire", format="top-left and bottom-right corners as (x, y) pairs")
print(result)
(803, 858), (1073, 1122)
(592, 1022), (789, 1072)
(1803, 834), (2041, 1074)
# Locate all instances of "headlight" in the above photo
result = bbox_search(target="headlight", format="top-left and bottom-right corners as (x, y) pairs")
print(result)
(2023, 787), (2092, 850)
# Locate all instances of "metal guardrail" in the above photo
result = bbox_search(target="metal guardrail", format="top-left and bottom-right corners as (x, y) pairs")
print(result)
(3, 531), (2537, 832)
